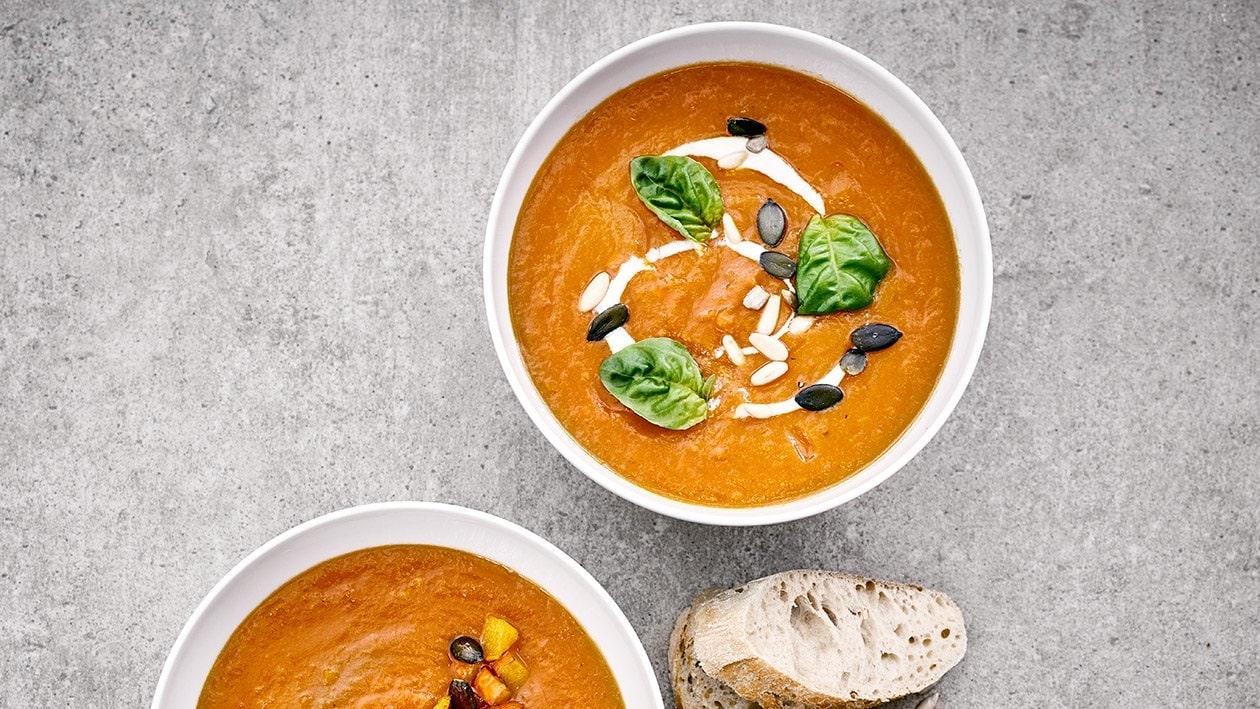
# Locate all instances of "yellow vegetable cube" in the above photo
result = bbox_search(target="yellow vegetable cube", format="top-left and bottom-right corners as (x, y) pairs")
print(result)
(491, 652), (529, 692)
(431, 698), (450, 709)
(480, 615), (520, 661)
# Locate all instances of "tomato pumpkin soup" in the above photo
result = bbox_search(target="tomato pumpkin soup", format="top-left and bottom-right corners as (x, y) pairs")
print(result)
(199, 545), (623, 708)
(508, 63), (960, 507)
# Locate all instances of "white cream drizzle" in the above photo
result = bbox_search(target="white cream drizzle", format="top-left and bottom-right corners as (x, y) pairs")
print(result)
(583, 137), (864, 421)
(666, 137), (826, 214)
(647, 239), (703, 263)
(593, 259), (648, 315)
(603, 329), (636, 353)
(721, 238), (766, 262)
(734, 362), (847, 420)
(591, 239), (702, 352)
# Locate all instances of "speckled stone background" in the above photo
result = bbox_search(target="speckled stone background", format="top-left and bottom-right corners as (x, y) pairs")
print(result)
(2, 1), (1257, 706)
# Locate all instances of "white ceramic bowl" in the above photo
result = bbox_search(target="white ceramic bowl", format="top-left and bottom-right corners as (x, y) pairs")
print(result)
(152, 502), (662, 708)
(483, 22), (991, 526)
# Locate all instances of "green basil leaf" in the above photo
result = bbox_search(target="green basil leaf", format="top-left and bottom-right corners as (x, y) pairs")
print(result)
(795, 214), (891, 314)
(699, 373), (717, 400)
(629, 156), (724, 243)
(598, 337), (710, 430)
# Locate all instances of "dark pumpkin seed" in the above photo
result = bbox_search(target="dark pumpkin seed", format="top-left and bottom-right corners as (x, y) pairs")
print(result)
(746, 134), (769, 153)
(840, 349), (867, 376)
(759, 251), (796, 279)
(449, 679), (479, 709)
(587, 303), (629, 341)
(850, 324), (902, 352)
(726, 116), (767, 137)
(756, 198), (786, 246)
(795, 383), (844, 411)
(449, 635), (483, 664)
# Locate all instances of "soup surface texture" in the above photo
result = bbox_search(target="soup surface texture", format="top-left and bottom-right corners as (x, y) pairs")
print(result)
(199, 545), (623, 708)
(508, 63), (960, 507)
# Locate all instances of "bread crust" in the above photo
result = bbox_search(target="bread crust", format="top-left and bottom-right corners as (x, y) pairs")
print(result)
(670, 590), (761, 709)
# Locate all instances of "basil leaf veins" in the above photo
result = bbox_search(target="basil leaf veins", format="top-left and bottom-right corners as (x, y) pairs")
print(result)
(629, 156), (724, 243)
(598, 337), (711, 430)
(795, 214), (891, 314)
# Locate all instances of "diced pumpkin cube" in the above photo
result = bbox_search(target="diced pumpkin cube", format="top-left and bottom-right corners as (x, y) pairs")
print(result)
(431, 699), (451, 709)
(473, 667), (513, 705)
(498, 704), (524, 709)
(480, 616), (520, 661)
(490, 652), (529, 692)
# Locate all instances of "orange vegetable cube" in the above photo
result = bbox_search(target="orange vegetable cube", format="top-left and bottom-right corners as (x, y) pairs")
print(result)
(490, 652), (529, 692)
(480, 615), (520, 661)
(473, 667), (513, 705)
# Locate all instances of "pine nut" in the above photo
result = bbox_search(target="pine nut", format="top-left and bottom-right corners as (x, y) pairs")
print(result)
(756, 294), (781, 335)
(749, 332), (788, 361)
(742, 285), (769, 310)
(750, 360), (788, 386)
(722, 335), (745, 366)
(579, 272), (610, 312)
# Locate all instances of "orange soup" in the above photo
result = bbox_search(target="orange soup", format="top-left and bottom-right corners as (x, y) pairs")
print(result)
(508, 63), (960, 507)
(199, 545), (624, 708)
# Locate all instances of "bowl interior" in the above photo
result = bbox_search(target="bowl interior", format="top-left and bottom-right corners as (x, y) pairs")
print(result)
(152, 503), (662, 707)
(484, 22), (991, 525)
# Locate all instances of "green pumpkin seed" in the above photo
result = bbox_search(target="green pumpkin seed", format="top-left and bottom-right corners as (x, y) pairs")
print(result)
(726, 116), (766, 137)
(449, 635), (483, 664)
(851, 324), (902, 352)
(794, 383), (844, 411)
(587, 303), (629, 341)
(840, 349), (867, 376)
(756, 198), (786, 247)
(759, 251), (796, 279)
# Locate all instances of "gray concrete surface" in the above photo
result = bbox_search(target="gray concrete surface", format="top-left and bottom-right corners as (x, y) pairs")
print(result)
(2, 1), (1257, 706)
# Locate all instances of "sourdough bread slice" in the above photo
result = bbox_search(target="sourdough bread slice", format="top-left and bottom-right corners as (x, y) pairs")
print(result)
(670, 590), (763, 709)
(689, 571), (966, 709)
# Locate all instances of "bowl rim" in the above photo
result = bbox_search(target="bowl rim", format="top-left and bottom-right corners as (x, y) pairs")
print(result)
(151, 501), (663, 707)
(482, 21), (992, 526)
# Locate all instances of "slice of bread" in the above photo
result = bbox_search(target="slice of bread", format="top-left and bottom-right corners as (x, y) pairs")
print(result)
(670, 590), (763, 709)
(684, 571), (966, 709)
